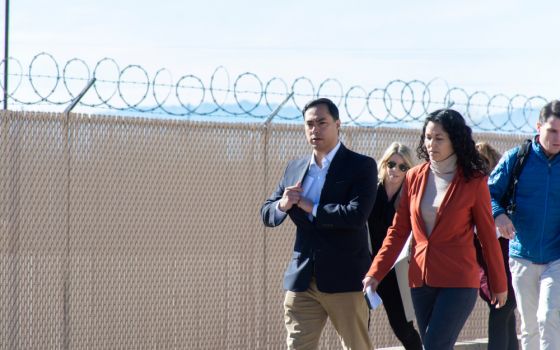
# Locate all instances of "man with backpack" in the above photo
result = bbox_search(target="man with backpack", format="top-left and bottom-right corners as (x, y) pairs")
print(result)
(489, 100), (560, 349)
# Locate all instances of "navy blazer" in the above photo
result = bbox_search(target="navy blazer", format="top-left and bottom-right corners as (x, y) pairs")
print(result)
(261, 144), (378, 293)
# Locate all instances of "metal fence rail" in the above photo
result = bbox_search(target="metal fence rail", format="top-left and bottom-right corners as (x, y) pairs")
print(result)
(0, 52), (548, 133)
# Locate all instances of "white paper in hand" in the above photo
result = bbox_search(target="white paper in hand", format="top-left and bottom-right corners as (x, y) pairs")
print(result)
(364, 286), (383, 310)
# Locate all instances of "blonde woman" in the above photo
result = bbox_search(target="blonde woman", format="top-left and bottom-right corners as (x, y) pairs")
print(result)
(367, 142), (422, 350)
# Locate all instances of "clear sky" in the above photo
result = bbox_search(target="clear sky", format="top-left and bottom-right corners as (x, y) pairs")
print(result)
(2, 0), (560, 106)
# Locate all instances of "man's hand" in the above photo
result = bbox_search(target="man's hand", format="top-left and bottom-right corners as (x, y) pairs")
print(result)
(491, 291), (508, 309)
(297, 197), (314, 214)
(362, 275), (379, 292)
(495, 213), (516, 239)
(278, 181), (303, 212)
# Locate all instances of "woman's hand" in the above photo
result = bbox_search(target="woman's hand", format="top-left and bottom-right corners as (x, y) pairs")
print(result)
(362, 275), (379, 292)
(491, 291), (508, 309)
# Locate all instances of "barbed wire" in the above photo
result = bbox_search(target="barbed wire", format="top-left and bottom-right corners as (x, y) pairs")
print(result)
(0, 52), (548, 133)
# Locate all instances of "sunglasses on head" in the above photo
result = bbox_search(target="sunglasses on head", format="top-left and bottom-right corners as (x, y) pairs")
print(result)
(387, 161), (409, 172)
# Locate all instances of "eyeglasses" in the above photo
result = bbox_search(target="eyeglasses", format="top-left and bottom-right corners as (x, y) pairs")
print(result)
(387, 161), (409, 172)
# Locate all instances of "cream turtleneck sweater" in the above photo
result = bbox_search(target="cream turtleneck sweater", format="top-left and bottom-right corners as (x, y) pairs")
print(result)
(420, 154), (458, 236)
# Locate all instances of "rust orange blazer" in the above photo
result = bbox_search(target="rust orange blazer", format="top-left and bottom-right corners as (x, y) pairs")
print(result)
(367, 162), (507, 294)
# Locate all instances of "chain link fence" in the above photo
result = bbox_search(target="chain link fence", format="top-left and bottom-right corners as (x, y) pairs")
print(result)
(0, 109), (529, 349)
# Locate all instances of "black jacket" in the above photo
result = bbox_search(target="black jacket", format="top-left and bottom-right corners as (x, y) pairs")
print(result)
(368, 183), (399, 256)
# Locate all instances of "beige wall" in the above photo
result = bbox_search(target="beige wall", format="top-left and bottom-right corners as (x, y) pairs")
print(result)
(0, 110), (529, 349)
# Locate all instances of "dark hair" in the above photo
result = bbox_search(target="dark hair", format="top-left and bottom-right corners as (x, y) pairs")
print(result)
(416, 109), (487, 180)
(302, 98), (339, 121)
(539, 100), (560, 123)
(476, 142), (502, 172)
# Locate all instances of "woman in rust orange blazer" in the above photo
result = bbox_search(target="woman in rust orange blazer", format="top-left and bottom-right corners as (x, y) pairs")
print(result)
(363, 109), (507, 350)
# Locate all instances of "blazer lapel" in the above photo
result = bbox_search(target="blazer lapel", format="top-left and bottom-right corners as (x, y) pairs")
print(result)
(286, 157), (312, 226)
(288, 157), (310, 186)
(296, 158), (310, 184)
(324, 144), (346, 180)
(319, 144), (347, 199)
(415, 164), (431, 238)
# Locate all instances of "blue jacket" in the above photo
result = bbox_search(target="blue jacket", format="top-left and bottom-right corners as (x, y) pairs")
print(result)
(489, 137), (560, 264)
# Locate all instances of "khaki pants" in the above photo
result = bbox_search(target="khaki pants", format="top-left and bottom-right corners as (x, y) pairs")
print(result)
(283, 279), (372, 350)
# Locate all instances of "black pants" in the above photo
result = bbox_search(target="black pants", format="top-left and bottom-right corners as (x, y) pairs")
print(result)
(486, 295), (519, 350)
(377, 268), (423, 350)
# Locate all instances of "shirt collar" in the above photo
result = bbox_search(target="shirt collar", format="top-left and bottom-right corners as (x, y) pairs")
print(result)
(310, 141), (342, 170)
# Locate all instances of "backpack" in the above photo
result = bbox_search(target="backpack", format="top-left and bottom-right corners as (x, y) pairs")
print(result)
(499, 139), (532, 216)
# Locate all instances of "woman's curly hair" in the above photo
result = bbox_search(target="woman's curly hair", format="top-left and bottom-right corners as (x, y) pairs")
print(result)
(416, 109), (488, 180)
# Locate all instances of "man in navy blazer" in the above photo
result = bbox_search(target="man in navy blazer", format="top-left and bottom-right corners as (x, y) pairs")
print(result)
(261, 98), (377, 350)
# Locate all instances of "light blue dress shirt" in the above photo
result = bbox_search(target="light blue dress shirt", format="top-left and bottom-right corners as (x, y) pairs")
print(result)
(275, 142), (342, 221)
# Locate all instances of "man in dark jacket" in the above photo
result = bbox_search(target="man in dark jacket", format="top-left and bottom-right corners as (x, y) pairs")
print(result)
(261, 98), (377, 349)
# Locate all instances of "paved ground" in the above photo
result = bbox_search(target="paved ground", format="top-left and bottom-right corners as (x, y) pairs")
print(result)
(378, 338), (489, 349)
